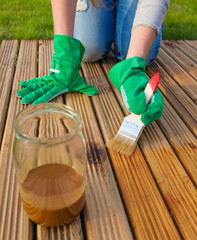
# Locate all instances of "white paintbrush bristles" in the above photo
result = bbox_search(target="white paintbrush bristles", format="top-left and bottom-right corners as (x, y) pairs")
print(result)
(106, 73), (160, 157)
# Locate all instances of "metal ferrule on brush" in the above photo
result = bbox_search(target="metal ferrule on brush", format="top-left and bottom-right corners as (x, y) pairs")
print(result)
(118, 114), (144, 141)
(106, 72), (159, 157)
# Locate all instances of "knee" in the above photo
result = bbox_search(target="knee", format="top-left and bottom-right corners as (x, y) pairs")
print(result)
(146, 48), (159, 65)
(74, 31), (111, 62)
(82, 44), (106, 62)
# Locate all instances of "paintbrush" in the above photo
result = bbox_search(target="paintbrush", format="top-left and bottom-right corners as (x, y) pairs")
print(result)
(107, 72), (159, 157)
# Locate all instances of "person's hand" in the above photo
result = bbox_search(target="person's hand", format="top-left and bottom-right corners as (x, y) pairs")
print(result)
(108, 57), (164, 125)
(17, 35), (98, 104)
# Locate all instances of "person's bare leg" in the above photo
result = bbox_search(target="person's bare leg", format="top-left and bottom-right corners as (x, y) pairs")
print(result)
(51, 0), (76, 36)
(126, 25), (156, 60)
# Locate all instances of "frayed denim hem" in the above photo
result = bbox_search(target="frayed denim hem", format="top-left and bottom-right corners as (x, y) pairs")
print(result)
(76, 0), (88, 12)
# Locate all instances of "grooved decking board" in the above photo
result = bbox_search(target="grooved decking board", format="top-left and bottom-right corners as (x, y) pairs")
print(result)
(146, 65), (197, 187)
(101, 55), (197, 239)
(37, 218), (83, 240)
(146, 60), (197, 137)
(161, 40), (197, 81)
(156, 47), (197, 103)
(169, 40), (197, 64)
(185, 40), (197, 51)
(37, 41), (133, 240)
(65, 81), (134, 239)
(0, 41), (37, 240)
(102, 55), (197, 187)
(37, 40), (84, 240)
(82, 60), (182, 240)
(0, 40), (196, 240)
(150, 94), (197, 187)
(0, 40), (18, 145)
(139, 122), (197, 239)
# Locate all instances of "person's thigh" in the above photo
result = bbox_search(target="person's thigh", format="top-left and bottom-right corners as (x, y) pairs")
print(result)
(114, 0), (138, 60)
(114, 0), (163, 65)
(74, 0), (114, 62)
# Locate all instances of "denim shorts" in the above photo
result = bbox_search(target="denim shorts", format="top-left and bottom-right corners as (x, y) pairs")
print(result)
(74, 0), (163, 65)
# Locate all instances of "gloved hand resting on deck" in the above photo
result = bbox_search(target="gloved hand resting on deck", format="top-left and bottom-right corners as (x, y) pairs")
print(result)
(17, 35), (98, 105)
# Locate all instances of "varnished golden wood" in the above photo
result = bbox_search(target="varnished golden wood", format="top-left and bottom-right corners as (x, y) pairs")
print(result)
(0, 40), (196, 240)
(89, 60), (182, 240)
(146, 60), (197, 137)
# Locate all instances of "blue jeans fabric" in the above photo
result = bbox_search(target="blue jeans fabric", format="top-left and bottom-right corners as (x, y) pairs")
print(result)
(74, 0), (163, 65)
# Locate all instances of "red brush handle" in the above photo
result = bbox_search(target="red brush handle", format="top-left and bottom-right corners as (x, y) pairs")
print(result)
(148, 72), (159, 94)
(144, 72), (159, 104)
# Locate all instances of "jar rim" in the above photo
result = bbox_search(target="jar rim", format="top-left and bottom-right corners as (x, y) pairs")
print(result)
(14, 103), (82, 143)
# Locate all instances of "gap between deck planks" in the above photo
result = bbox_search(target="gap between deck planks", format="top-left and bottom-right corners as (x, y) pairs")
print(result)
(89, 55), (197, 239)
(0, 40), (196, 240)
(37, 40), (134, 240)
(37, 41), (84, 240)
(0, 40), (133, 240)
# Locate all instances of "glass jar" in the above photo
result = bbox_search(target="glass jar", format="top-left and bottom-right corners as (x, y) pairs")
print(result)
(13, 103), (86, 227)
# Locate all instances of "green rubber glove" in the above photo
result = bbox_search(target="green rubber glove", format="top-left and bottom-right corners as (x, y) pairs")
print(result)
(108, 57), (164, 125)
(17, 35), (98, 104)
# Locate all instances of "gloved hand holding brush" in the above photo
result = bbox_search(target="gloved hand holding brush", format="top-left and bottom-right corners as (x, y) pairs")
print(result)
(17, 35), (98, 104)
(108, 56), (164, 125)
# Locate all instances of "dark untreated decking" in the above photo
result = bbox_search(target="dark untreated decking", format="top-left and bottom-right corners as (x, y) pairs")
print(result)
(0, 40), (196, 240)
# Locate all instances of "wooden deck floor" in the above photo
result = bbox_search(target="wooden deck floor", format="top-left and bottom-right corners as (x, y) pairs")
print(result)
(0, 40), (196, 240)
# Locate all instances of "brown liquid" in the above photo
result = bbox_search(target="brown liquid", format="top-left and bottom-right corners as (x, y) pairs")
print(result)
(19, 164), (85, 227)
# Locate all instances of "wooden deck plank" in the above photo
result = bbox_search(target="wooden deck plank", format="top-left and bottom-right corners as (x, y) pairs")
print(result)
(168, 40), (197, 64)
(185, 40), (197, 51)
(101, 57), (197, 239)
(150, 94), (197, 187)
(156, 47), (197, 103)
(145, 67), (197, 186)
(161, 40), (197, 80)
(37, 219), (83, 240)
(146, 61), (197, 137)
(83, 60), (182, 240)
(0, 40), (18, 145)
(36, 40), (84, 240)
(102, 56), (197, 186)
(139, 122), (197, 239)
(145, 61), (197, 239)
(0, 40), (196, 240)
(65, 83), (134, 240)
(36, 40), (133, 240)
(0, 40), (37, 240)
